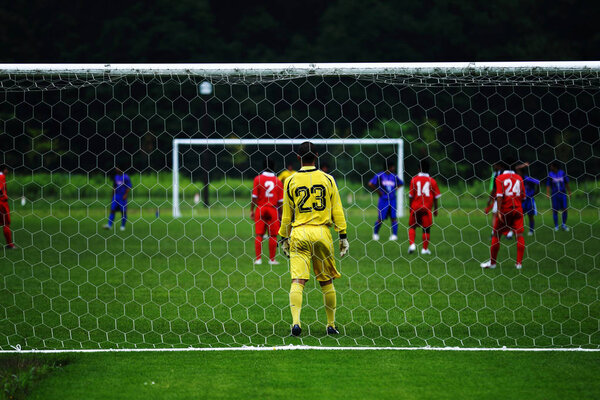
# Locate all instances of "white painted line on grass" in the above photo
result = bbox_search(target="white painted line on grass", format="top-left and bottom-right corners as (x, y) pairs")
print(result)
(1, 345), (599, 354)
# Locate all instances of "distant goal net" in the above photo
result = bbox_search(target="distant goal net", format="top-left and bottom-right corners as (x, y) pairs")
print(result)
(0, 63), (599, 351)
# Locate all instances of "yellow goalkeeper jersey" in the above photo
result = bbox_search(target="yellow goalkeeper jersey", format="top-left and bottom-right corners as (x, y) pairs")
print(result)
(279, 166), (347, 237)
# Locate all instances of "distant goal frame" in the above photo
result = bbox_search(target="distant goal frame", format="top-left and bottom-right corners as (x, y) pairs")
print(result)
(172, 138), (405, 218)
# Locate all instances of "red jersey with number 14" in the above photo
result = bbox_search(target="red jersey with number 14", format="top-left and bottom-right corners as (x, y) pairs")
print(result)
(252, 172), (283, 208)
(409, 173), (441, 210)
(495, 171), (525, 214)
(0, 173), (7, 202)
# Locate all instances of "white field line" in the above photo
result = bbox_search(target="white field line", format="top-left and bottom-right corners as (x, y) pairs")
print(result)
(1, 345), (599, 354)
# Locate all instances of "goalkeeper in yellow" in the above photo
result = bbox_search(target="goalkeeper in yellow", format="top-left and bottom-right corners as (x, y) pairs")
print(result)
(279, 141), (349, 336)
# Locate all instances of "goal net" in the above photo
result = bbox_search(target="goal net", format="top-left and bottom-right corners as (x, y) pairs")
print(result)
(0, 63), (598, 350)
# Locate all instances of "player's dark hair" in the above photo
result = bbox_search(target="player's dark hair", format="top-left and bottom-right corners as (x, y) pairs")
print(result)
(385, 158), (395, 170)
(263, 158), (275, 171)
(498, 160), (509, 170)
(297, 141), (317, 163)
(420, 159), (430, 173)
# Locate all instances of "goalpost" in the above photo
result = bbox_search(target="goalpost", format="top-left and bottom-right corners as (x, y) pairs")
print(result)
(171, 138), (405, 218)
(0, 62), (599, 351)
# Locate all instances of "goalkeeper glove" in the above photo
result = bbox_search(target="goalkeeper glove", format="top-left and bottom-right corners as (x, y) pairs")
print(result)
(339, 234), (349, 257)
(279, 237), (290, 258)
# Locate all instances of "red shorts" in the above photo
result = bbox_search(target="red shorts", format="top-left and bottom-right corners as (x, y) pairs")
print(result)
(409, 207), (432, 228)
(255, 206), (280, 236)
(0, 201), (10, 226)
(494, 210), (524, 235)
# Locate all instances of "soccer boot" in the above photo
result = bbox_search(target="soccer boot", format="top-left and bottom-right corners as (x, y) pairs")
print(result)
(254, 258), (263, 265)
(527, 231), (534, 236)
(5, 244), (16, 250)
(480, 260), (497, 269)
(562, 225), (569, 232)
(515, 263), (523, 270)
(421, 248), (431, 255)
(103, 224), (111, 230)
(554, 226), (560, 232)
(120, 226), (126, 231)
(291, 324), (302, 337)
(389, 234), (398, 241)
(372, 234), (380, 241)
(408, 243), (417, 254)
(326, 326), (339, 335)
(505, 231), (514, 240)
(268, 259), (279, 265)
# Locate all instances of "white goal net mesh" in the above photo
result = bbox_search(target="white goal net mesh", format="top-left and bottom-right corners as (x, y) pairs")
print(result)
(0, 64), (598, 350)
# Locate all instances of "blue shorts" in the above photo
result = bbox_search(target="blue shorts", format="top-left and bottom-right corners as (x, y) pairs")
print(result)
(551, 194), (568, 211)
(111, 200), (128, 213)
(522, 198), (537, 216)
(377, 199), (397, 220)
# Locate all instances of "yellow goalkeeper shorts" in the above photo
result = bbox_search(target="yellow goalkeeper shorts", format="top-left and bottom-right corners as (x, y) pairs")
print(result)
(289, 225), (340, 281)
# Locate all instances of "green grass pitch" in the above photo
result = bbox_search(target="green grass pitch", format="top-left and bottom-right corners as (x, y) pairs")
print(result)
(1, 199), (599, 397)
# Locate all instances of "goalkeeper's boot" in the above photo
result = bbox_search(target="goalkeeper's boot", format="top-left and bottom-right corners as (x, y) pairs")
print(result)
(120, 225), (126, 231)
(389, 234), (398, 241)
(421, 248), (431, 255)
(408, 243), (417, 254)
(480, 260), (497, 269)
(372, 233), (380, 241)
(562, 225), (569, 232)
(291, 324), (302, 337)
(326, 326), (339, 335)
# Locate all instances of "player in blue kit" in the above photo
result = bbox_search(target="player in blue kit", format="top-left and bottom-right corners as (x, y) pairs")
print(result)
(516, 163), (540, 236)
(103, 167), (132, 231)
(368, 159), (403, 241)
(546, 162), (571, 231)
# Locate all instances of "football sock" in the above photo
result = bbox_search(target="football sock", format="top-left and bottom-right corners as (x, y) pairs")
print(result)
(3, 226), (12, 246)
(391, 219), (398, 235)
(490, 235), (500, 265)
(321, 282), (336, 327)
(268, 235), (277, 260)
(562, 211), (568, 226)
(422, 233), (430, 250)
(529, 218), (535, 232)
(121, 211), (127, 227)
(107, 213), (115, 227)
(516, 235), (525, 265)
(408, 228), (416, 245)
(290, 282), (304, 327)
(553, 211), (559, 228)
(254, 235), (263, 260)
(374, 220), (382, 234)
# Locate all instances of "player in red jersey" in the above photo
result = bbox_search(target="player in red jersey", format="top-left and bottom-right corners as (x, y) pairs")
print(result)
(0, 165), (15, 249)
(407, 160), (441, 255)
(250, 159), (284, 265)
(481, 160), (526, 270)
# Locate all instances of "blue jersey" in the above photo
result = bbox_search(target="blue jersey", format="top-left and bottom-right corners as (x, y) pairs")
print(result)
(369, 172), (403, 201)
(113, 174), (132, 202)
(523, 176), (539, 198)
(547, 170), (568, 195)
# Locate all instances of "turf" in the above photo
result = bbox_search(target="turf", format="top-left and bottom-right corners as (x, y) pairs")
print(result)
(3, 350), (596, 399)
(1, 199), (599, 350)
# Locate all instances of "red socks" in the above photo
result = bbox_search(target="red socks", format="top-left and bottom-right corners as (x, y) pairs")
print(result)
(490, 235), (500, 265)
(254, 235), (262, 260)
(408, 228), (416, 245)
(3, 226), (12, 246)
(516, 236), (525, 265)
(268, 236), (277, 260)
(422, 233), (430, 250)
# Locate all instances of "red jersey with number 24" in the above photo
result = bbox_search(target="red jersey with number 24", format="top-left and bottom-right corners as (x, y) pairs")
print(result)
(495, 171), (525, 214)
(252, 172), (283, 208)
(409, 173), (441, 210)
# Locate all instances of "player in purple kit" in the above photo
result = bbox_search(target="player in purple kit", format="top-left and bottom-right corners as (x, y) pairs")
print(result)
(516, 163), (540, 236)
(103, 167), (132, 231)
(368, 159), (403, 241)
(546, 162), (571, 232)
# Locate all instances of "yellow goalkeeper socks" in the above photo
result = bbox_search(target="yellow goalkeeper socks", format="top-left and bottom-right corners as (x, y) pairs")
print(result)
(290, 282), (304, 327)
(321, 283), (336, 327)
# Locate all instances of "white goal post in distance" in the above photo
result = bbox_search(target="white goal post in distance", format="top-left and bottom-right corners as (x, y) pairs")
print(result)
(171, 138), (405, 218)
